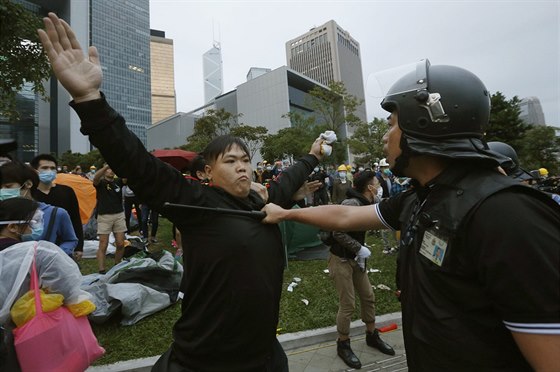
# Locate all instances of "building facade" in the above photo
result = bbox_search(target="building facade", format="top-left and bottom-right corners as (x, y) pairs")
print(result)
(147, 66), (342, 164)
(285, 20), (367, 124)
(4, 0), (152, 160)
(150, 29), (176, 124)
(519, 96), (546, 126)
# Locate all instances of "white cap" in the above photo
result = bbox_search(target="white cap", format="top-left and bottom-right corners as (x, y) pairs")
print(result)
(379, 158), (389, 167)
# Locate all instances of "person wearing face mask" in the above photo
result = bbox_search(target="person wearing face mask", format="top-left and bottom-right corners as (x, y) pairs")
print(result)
(308, 166), (329, 206)
(331, 164), (353, 204)
(0, 197), (97, 371)
(261, 162), (274, 184)
(30, 154), (84, 260)
(0, 161), (78, 256)
(328, 171), (394, 369)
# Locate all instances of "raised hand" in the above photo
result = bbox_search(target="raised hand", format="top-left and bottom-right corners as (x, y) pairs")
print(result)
(37, 12), (102, 102)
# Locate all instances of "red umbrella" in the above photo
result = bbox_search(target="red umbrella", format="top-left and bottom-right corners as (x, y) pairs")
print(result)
(151, 149), (198, 171)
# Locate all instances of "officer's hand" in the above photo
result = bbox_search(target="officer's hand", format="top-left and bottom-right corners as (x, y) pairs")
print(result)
(38, 13), (102, 103)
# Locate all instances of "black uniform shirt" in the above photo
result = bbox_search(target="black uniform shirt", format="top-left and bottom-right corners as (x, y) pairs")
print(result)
(377, 166), (560, 371)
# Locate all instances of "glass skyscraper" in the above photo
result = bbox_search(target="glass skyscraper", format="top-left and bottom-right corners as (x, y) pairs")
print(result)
(90, 0), (152, 145)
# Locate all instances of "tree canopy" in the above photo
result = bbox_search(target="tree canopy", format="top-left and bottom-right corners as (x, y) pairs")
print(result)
(183, 108), (242, 153)
(347, 117), (388, 166)
(0, 0), (51, 122)
(485, 92), (530, 150)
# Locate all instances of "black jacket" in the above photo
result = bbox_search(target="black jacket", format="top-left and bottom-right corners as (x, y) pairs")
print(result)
(71, 96), (318, 371)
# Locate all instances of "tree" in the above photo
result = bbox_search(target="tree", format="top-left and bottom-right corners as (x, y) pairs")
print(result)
(59, 149), (104, 171)
(184, 108), (242, 152)
(348, 117), (388, 165)
(518, 125), (560, 174)
(307, 80), (364, 133)
(0, 0), (51, 122)
(230, 125), (268, 161)
(485, 92), (530, 150)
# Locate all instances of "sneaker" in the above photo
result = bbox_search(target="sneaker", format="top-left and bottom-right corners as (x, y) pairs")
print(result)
(382, 249), (391, 254)
(150, 238), (158, 244)
(337, 338), (361, 369)
(389, 247), (398, 254)
(366, 329), (395, 356)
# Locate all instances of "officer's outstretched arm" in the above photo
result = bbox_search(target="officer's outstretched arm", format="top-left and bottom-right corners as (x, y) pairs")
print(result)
(262, 203), (384, 232)
(511, 332), (560, 370)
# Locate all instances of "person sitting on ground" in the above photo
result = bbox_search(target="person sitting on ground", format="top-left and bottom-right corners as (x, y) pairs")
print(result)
(0, 197), (94, 371)
(0, 161), (78, 256)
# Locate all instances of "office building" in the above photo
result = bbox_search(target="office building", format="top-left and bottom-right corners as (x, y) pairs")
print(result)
(3, 0), (152, 160)
(203, 43), (224, 104)
(519, 97), (546, 126)
(150, 29), (177, 124)
(147, 66), (344, 163)
(285, 20), (367, 124)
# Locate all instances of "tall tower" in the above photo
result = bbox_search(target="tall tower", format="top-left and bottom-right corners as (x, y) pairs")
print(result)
(286, 20), (367, 124)
(150, 29), (177, 124)
(203, 43), (224, 104)
(519, 97), (546, 126)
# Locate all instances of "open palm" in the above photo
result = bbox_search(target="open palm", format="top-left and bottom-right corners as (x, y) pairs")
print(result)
(38, 13), (102, 102)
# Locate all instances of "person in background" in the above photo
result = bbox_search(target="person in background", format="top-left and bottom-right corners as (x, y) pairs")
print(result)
(0, 161), (78, 256)
(86, 165), (96, 181)
(122, 178), (143, 235)
(329, 170), (394, 369)
(30, 154), (84, 260)
(92, 164), (126, 273)
(331, 164), (352, 204)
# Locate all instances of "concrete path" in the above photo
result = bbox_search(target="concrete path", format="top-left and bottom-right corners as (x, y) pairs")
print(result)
(87, 312), (405, 372)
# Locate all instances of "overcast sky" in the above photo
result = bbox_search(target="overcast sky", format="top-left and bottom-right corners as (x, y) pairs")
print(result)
(149, 0), (559, 126)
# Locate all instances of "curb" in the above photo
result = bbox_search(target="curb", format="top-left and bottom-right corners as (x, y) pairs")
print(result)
(86, 312), (402, 371)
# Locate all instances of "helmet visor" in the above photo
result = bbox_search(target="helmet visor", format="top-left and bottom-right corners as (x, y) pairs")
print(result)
(366, 59), (428, 99)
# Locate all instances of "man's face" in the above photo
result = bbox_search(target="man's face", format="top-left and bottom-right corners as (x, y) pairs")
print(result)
(205, 144), (252, 198)
(37, 160), (57, 173)
(382, 112), (403, 169)
(105, 168), (115, 180)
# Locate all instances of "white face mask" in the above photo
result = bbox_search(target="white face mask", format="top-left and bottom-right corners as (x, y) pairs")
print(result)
(338, 172), (347, 179)
(314, 167), (319, 172)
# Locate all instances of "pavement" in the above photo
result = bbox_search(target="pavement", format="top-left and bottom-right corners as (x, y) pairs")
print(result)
(87, 312), (406, 372)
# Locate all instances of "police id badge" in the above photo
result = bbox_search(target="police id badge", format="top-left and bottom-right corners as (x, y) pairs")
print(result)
(419, 229), (448, 267)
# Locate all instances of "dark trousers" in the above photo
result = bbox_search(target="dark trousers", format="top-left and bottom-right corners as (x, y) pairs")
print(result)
(140, 204), (159, 239)
(152, 338), (288, 372)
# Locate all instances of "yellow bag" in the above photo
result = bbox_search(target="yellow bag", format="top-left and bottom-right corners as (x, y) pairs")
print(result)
(10, 289), (63, 327)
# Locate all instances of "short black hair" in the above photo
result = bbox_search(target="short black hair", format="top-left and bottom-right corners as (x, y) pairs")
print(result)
(202, 135), (250, 165)
(0, 197), (38, 224)
(30, 154), (58, 169)
(0, 161), (39, 189)
(353, 170), (376, 193)
(189, 154), (206, 180)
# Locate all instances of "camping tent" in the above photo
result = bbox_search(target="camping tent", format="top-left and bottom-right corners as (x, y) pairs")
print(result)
(54, 173), (96, 224)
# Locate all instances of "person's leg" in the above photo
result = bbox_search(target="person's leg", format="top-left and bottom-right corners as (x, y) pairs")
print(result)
(133, 199), (143, 233)
(113, 212), (128, 263)
(354, 267), (395, 355)
(123, 197), (133, 233)
(97, 233), (109, 272)
(266, 338), (289, 372)
(140, 204), (149, 239)
(151, 210), (159, 241)
(328, 254), (361, 369)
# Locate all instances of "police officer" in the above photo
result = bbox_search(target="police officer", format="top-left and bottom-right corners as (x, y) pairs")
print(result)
(263, 60), (560, 370)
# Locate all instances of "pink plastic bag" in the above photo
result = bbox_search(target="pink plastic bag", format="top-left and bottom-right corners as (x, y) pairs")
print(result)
(13, 244), (105, 372)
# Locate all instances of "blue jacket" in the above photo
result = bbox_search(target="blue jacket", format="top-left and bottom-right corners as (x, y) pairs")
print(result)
(38, 202), (78, 255)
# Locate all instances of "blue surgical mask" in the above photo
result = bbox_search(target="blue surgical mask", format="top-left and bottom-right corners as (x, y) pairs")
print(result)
(339, 172), (347, 179)
(21, 209), (44, 241)
(39, 170), (57, 184)
(0, 187), (23, 201)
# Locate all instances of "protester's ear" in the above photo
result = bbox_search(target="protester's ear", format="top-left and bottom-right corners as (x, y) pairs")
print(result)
(204, 164), (212, 180)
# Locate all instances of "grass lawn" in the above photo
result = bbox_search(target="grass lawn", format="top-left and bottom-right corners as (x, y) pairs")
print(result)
(82, 218), (400, 365)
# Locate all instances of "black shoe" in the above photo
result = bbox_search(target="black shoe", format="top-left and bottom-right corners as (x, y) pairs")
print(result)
(337, 338), (362, 369)
(366, 329), (395, 356)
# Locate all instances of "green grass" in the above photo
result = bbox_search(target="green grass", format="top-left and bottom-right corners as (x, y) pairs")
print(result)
(84, 219), (400, 365)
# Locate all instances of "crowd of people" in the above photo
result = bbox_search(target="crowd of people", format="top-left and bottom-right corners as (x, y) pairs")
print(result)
(0, 11), (558, 372)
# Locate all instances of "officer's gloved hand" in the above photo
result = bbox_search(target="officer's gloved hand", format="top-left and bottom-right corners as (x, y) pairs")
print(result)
(355, 246), (371, 271)
(356, 245), (371, 259)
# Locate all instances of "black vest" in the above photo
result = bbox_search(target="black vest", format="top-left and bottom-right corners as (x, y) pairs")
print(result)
(397, 167), (556, 371)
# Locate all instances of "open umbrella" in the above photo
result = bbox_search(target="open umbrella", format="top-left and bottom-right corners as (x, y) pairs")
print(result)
(151, 149), (197, 171)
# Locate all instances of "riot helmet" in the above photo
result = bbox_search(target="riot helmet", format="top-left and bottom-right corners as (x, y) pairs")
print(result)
(487, 141), (533, 181)
(378, 59), (507, 175)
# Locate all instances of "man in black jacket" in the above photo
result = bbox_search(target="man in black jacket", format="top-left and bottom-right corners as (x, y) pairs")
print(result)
(38, 13), (324, 371)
